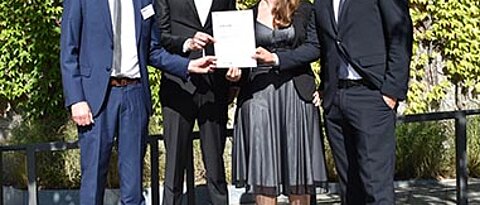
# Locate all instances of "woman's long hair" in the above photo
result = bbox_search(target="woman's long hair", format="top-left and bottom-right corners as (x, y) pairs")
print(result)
(272, 0), (300, 28)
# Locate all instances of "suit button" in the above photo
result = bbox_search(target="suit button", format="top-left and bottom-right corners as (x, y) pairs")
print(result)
(106, 67), (111, 72)
(336, 40), (341, 45)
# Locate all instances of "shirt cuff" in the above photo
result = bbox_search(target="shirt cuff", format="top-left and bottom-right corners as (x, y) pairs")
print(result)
(182, 38), (192, 53)
(272, 53), (280, 66)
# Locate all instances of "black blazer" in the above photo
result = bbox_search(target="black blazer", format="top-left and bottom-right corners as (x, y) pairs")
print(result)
(244, 1), (320, 102)
(314, 0), (413, 111)
(155, 0), (236, 94)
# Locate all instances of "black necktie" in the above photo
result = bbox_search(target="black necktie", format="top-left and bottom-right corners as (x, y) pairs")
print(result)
(113, 0), (122, 74)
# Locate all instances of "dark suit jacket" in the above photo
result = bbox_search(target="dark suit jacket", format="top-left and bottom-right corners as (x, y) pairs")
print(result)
(155, 0), (236, 94)
(60, 0), (190, 116)
(244, 1), (320, 102)
(314, 0), (413, 111)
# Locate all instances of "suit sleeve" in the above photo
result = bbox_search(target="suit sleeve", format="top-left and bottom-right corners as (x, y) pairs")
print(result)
(227, 0), (236, 10)
(275, 8), (320, 71)
(60, 0), (85, 108)
(154, 0), (189, 54)
(149, 23), (190, 80)
(378, 0), (413, 101)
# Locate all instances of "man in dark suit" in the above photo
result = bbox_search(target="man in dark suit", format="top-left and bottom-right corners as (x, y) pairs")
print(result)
(313, 0), (413, 204)
(60, 0), (215, 203)
(154, 0), (236, 204)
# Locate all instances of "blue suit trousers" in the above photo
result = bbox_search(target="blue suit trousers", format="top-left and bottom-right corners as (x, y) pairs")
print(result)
(78, 83), (148, 205)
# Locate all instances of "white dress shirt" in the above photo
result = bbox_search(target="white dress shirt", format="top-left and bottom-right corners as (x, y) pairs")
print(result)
(333, 0), (361, 80)
(109, 0), (141, 78)
(195, 0), (213, 26)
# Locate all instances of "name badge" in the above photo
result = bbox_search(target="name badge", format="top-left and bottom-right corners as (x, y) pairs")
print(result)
(141, 4), (155, 20)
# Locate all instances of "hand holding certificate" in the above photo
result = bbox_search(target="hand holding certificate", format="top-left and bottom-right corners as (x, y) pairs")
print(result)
(212, 10), (257, 68)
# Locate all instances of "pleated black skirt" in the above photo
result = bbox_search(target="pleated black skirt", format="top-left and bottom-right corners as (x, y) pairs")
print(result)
(232, 79), (328, 196)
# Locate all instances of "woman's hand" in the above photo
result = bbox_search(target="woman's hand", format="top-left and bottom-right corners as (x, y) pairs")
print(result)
(252, 47), (276, 65)
(226, 67), (242, 82)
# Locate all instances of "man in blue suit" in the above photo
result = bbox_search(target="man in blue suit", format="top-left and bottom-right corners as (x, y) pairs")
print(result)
(60, 0), (216, 203)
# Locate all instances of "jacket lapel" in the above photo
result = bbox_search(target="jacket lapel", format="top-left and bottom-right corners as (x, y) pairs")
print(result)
(188, 0), (202, 27)
(338, 0), (351, 28)
(203, 0), (216, 29)
(133, 0), (142, 45)
(101, 0), (113, 40)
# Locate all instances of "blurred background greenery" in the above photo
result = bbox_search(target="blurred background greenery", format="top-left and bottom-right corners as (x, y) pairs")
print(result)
(0, 0), (479, 189)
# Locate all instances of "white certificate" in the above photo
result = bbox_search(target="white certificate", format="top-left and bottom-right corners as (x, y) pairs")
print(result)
(212, 10), (257, 68)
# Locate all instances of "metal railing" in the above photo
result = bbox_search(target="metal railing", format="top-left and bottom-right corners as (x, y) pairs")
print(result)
(0, 110), (478, 205)
(396, 109), (480, 205)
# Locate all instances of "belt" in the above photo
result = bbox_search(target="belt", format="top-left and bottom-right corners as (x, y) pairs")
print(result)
(109, 77), (140, 87)
(337, 79), (366, 89)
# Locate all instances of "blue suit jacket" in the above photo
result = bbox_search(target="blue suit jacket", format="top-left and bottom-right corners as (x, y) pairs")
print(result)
(60, 0), (190, 116)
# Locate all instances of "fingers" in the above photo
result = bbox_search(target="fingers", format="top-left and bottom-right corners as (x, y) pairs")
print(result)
(252, 47), (265, 58)
(195, 32), (215, 43)
(205, 56), (217, 73)
(88, 112), (94, 124)
(226, 67), (233, 76)
(203, 55), (217, 63)
(227, 68), (232, 76)
(252, 47), (274, 64)
(234, 67), (241, 77)
(193, 38), (207, 48)
(74, 112), (92, 126)
(189, 40), (203, 51)
(312, 91), (323, 107)
(188, 56), (217, 74)
(208, 65), (216, 73)
(226, 67), (241, 82)
(203, 56), (217, 73)
(193, 32), (215, 47)
(187, 32), (215, 51)
(71, 102), (93, 126)
(256, 47), (267, 54)
(382, 95), (397, 109)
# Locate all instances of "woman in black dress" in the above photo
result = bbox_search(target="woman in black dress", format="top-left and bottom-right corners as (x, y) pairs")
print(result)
(226, 0), (327, 204)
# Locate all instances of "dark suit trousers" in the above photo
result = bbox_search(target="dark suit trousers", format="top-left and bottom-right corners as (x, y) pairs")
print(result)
(324, 85), (396, 205)
(78, 83), (148, 205)
(160, 79), (229, 205)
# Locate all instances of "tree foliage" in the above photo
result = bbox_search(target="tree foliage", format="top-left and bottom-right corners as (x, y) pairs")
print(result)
(406, 0), (480, 113)
(0, 0), (65, 120)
